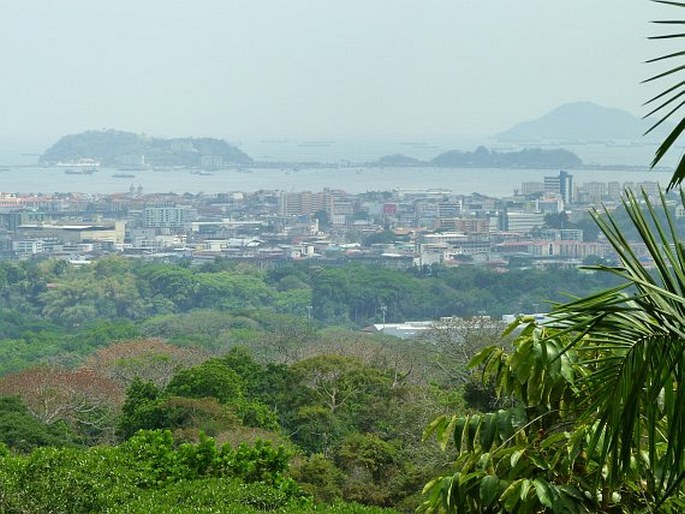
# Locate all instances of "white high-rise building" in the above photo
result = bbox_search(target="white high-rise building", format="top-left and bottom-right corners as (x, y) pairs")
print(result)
(544, 170), (574, 206)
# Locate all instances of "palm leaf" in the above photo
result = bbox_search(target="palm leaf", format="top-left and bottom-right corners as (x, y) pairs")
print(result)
(550, 189), (685, 502)
(652, 1), (685, 10)
(645, 1), (685, 188)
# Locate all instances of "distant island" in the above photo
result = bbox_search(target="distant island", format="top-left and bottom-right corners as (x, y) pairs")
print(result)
(430, 146), (581, 168)
(376, 146), (582, 169)
(40, 130), (583, 171)
(495, 101), (664, 143)
(40, 130), (253, 168)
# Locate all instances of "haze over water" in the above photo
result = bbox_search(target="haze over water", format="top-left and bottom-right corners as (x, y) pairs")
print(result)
(0, 135), (671, 197)
(1, 0), (676, 197)
(1, 2), (669, 151)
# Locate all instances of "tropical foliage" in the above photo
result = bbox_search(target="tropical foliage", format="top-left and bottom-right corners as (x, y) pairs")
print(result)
(421, 190), (685, 512)
(0, 334), (462, 512)
(0, 429), (315, 514)
(0, 257), (620, 375)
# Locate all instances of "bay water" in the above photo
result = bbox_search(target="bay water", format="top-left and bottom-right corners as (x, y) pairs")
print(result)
(0, 138), (674, 196)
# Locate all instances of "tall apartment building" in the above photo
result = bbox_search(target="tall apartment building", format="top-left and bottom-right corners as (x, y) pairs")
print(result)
(505, 211), (545, 234)
(607, 181), (623, 200)
(279, 190), (334, 216)
(437, 217), (490, 234)
(520, 182), (544, 195)
(144, 206), (191, 228)
(437, 202), (461, 218)
(578, 181), (607, 204)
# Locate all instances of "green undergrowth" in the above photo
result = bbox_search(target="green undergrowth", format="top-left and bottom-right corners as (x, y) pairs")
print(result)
(0, 430), (398, 514)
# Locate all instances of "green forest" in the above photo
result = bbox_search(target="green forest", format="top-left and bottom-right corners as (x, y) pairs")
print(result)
(0, 257), (622, 513)
(3, 188), (685, 513)
(0, 258), (622, 374)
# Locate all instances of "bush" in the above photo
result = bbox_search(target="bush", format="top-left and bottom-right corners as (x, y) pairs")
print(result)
(118, 477), (310, 513)
(0, 430), (306, 514)
(290, 453), (344, 503)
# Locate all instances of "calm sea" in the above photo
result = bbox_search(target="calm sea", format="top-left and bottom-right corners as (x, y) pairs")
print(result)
(0, 138), (675, 196)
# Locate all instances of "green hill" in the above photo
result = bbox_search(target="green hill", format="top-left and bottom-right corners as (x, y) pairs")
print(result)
(40, 130), (253, 167)
(430, 145), (582, 168)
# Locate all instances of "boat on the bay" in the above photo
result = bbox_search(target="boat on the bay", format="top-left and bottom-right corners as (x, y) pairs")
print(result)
(56, 158), (101, 168)
(65, 168), (97, 175)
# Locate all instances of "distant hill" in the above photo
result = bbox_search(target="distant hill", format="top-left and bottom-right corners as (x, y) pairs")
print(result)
(430, 146), (582, 169)
(376, 153), (422, 166)
(41, 130), (252, 167)
(495, 102), (659, 143)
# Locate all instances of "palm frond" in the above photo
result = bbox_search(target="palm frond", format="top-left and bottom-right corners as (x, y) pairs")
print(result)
(646, 2), (685, 188)
(550, 189), (685, 501)
(651, 1), (685, 10)
(643, 91), (685, 121)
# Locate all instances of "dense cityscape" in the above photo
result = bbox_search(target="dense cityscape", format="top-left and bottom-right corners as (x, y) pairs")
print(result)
(0, 169), (665, 268)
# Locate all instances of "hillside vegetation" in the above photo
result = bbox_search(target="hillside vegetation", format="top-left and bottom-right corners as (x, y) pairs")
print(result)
(40, 129), (252, 166)
(0, 257), (622, 512)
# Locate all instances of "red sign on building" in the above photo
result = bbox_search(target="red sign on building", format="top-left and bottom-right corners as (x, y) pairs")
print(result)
(383, 203), (397, 215)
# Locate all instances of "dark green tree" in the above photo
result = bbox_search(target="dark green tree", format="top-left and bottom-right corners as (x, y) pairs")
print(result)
(0, 396), (75, 451)
(165, 359), (244, 404)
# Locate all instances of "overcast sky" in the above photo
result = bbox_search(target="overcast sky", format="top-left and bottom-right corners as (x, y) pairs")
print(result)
(0, 1), (673, 143)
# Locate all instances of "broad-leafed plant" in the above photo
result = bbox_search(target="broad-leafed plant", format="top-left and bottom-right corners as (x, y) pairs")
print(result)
(551, 189), (685, 509)
(420, 190), (685, 512)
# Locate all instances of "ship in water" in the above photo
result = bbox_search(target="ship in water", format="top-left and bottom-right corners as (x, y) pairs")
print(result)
(299, 140), (335, 147)
(64, 168), (97, 175)
(56, 158), (101, 168)
(112, 173), (136, 178)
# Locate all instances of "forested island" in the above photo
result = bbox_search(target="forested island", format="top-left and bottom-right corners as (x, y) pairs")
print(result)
(40, 130), (253, 167)
(39, 130), (582, 170)
(431, 146), (582, 168)
(376, 146), (582, 169)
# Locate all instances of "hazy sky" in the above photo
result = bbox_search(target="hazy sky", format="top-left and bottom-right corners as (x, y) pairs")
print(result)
(0, 1), (673, 143)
